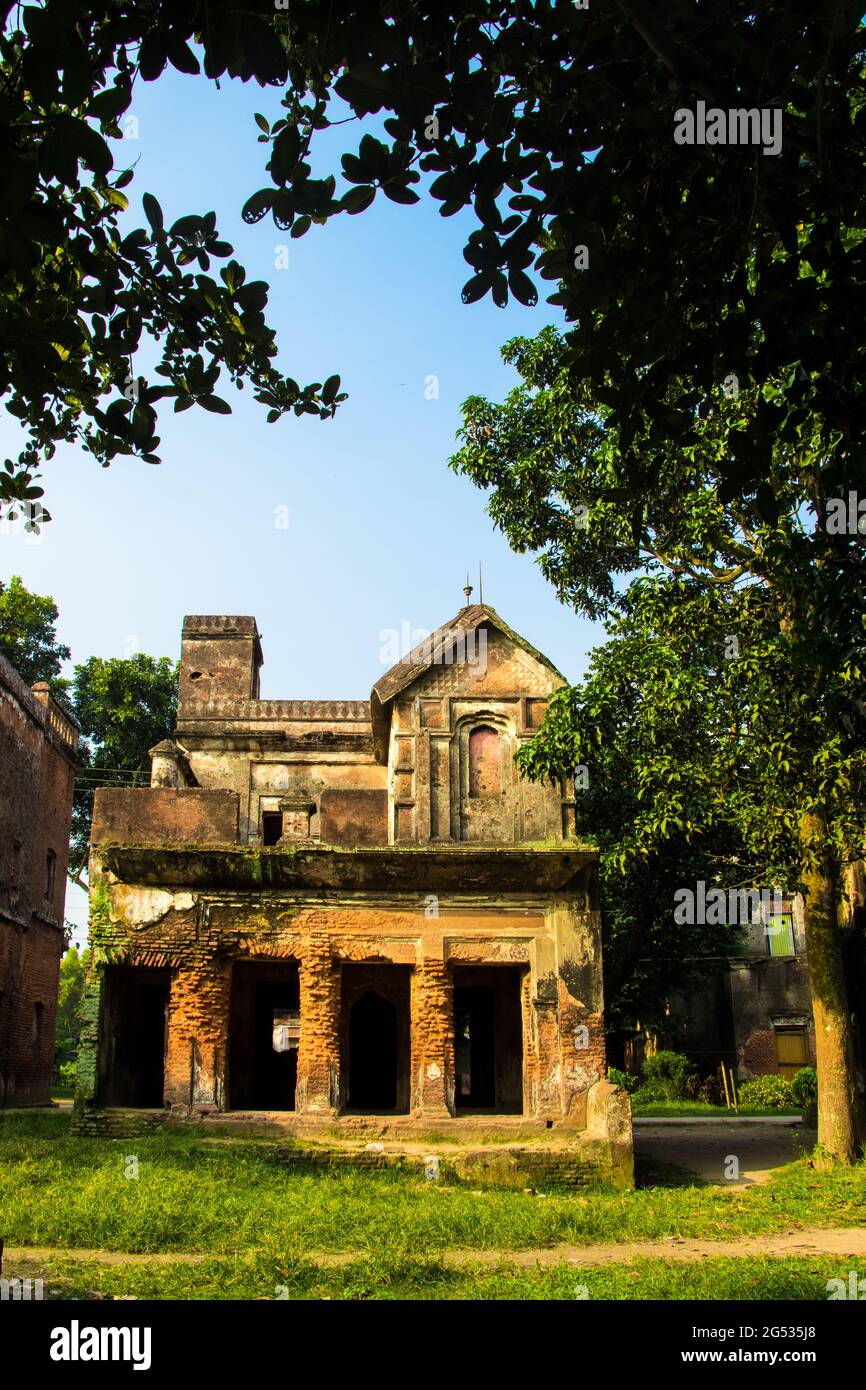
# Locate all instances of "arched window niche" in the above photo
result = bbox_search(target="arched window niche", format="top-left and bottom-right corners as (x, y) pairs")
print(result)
(452, 714), (517, 842)
(468, 725), (502, 798)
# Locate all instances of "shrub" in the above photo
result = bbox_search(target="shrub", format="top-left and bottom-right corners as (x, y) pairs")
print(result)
(790, 1066), (818, 1109)
(639, 1050), (692, 1101)
(57, 1060), (77, 1089)
(690, 1072), (724, 1106)
(736, 1074), (794, 1109)
(607, 1066), (639, 1094)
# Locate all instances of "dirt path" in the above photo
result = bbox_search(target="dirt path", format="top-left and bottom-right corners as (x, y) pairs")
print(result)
(2, 1247), (208, 1266)
(436, 1225), (866, 1269)
(4, 1225), (866, 1274)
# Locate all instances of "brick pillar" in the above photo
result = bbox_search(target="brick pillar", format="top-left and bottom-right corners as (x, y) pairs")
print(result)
(165, 962), (230, 1112)
(533, 998), (563, 1117)
(411, 959), (454, 1117)
(296, 937), (340, 1115)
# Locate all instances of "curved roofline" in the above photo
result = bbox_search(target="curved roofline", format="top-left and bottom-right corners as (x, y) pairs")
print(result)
(370, 603), (565, 761)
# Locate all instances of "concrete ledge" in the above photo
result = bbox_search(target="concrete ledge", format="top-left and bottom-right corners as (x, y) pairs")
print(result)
(96, 842), (598, 892)
(68, 1106), (634, 1186)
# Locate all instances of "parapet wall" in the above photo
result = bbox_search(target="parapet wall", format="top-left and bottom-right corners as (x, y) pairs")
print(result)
(91, 787), (239, 847)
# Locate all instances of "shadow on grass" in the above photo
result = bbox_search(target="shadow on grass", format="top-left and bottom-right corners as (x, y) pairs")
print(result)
(634, 1151), (705, 1190)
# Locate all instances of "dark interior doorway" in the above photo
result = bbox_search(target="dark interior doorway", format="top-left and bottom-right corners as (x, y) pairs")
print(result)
(349, 992), (397, 1109)
(453, 965), (524, 1113)
(342, 964), (411, 1112)
(229, 960), (299, 1110)
(100, 966), (170, 1107)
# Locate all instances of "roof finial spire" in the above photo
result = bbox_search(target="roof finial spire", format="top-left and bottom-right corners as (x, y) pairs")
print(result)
(479, 561), (483, 607)
(463, 572), (473, 605)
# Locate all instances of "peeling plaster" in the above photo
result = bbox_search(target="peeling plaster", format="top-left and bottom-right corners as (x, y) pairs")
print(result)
(115, 886), (195, 927)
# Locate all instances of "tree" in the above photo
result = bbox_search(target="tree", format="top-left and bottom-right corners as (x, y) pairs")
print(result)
(452, 328), (865, 1162)
(543, 577), (833, 1034)
(0, 1), (346, 524)
(0, 574), (70, 689)
(4, 3), (864, 516)
(559, 601), (755, 1050)
(53, 944), (91, 1081)
(69, 653), (178, 886)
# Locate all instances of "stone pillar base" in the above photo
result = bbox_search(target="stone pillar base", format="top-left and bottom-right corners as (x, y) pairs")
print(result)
(414, 1103), (452, 1121)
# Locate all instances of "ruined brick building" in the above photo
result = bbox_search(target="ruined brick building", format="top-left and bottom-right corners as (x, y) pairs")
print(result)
(660, 896), (818, 1081)
(79, 602), (630, 1181)
(0, 652), (78, 1106)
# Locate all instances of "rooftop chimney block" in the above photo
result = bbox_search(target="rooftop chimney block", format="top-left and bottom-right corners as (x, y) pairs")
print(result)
(179, 616), (263, 709)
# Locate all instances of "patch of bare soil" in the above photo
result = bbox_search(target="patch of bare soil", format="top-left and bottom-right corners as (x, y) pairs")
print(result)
(5, 1225), (866, 1276)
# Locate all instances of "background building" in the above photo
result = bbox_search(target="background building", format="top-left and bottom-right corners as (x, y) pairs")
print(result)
(659, 897), (817, 1082)
(0, 653), (78, 1106)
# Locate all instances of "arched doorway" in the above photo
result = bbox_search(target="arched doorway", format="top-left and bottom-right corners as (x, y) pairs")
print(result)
(347, 990), (398, 1111)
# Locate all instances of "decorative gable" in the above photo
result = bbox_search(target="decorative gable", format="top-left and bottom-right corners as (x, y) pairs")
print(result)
(371, 605), (572, 846)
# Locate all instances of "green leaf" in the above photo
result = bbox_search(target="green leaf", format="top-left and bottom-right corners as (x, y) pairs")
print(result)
(461, 273), (491, 305)
(341, 185), (376, 215)
(166, 34), (200, 76)
(242, 189), (274, 225)
(383, 180), (421, 205)
(142, 193), (164, 233)
(138, 31), (168, 81)
(508, 268), (538, 307)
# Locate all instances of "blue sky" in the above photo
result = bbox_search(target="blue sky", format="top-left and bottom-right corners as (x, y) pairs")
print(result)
(0, 70), (603, 941)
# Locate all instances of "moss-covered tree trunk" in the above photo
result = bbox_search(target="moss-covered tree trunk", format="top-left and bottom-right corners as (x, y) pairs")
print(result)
(800, 811), (861, 1163)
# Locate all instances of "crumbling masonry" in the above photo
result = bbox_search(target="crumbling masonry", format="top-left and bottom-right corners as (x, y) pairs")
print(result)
(78, 603), (632, 1183)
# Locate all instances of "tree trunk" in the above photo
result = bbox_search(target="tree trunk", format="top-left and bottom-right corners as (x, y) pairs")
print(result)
(800, 810), (861, 1163)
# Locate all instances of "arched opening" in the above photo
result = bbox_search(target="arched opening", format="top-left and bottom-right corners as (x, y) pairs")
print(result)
(347, 990), (398, 1110)
(468, 724), (501, 798)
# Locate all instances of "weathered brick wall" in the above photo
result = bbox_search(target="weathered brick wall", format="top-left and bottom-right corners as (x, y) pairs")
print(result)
(0, 654), (76, 1106)
(730, 957), (816, 1079)
(740, 1027), (779, 1075)
(740, 1025), (817, 1077)
(385, 629), (570, 846)
(319, 789), (388, 846)
(164, 962), (232, 1111)
(0, 917), (64, 1106)
(79, 876), (607, 1131)
(178, 615), (262, 708)
(296, 930), (341, 1114)
(91, 787), (239, 846)
(410, 959), (454, 1116)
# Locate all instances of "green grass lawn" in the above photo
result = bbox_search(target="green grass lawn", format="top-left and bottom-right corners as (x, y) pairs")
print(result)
(17, 1251), (852, 1302)
(1, 1111), (862, 1300)
(632, 1101), (803, 1118)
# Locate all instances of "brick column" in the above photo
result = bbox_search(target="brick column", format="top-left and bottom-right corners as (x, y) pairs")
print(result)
(533, 996), (564, 1118)
(164, 961), (230, 1112)
(295, 936), (340, 1115)
(411, 959), (454, 1117)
